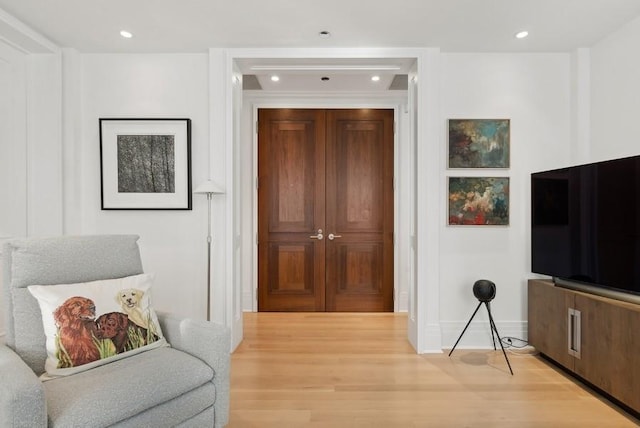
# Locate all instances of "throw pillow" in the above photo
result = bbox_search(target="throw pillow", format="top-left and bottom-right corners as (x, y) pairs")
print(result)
(28, 273), (168, 378)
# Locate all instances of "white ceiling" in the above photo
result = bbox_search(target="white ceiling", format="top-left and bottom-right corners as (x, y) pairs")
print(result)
(1, 0), (639, 53)
(1, 0), (639, 91)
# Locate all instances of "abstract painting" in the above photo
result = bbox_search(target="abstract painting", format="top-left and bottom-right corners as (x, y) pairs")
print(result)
(448, 119), (510, 168)
(448, 177), (509, 226)
(100, 118), (192, 210)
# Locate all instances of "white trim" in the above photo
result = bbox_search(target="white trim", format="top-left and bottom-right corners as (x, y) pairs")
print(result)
(229, 47), (426, 61)
(26, 53), (64, 236)
(211, 49), (245, 352)
(397, 291), (409, 312)
(0, 7), (60, 54)
(413, 48), (443, 353)
(244, 90), (409, 101)
(441, 320), (528, 349)
(0, 245), (5, 343)
(571, 48), (591, 164)
(224, 47), (436, 353)
(61, 48), (83, 235)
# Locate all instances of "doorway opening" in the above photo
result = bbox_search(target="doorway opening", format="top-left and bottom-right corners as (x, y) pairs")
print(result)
(257, 108), (394, 312)
(225, 49), (436, 352)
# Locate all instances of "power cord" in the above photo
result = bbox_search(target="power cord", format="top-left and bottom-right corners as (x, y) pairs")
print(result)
(501, 336), (528, 349)
(500, 337), (538, 355)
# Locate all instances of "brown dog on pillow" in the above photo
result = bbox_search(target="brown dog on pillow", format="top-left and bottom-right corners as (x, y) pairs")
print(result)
(95, 312), (158, 353)
(95, 312), (132, 353)
(53, 296), (100, 367)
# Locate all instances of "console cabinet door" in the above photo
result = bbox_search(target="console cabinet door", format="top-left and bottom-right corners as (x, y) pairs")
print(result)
(528, 280), (575, 370)
(574, 294), (640, 411)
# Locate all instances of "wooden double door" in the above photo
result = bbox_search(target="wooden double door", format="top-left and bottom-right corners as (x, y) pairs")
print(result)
(258, 108), (394, 312)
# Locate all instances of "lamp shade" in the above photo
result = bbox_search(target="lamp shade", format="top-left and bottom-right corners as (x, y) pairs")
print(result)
(194, 179), (225, 195)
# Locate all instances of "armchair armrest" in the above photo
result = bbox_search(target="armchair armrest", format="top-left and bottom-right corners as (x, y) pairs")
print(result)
(157, 312), (230, 427)
(0, 345), (46, 428)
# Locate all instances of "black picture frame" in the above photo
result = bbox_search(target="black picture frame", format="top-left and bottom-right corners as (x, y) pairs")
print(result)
(99, 118), (192, 210)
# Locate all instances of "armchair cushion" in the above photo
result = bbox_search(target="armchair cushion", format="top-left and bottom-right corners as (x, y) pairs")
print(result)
(0, 345), (46, 427)
(28, 273), (167, 377)
(43, 347), (214, 427)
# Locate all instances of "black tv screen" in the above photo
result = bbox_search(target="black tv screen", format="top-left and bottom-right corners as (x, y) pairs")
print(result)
(531, 155), (640, 297)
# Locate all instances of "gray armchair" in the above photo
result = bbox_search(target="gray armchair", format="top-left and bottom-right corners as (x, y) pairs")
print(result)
(0, 235), (230, 427)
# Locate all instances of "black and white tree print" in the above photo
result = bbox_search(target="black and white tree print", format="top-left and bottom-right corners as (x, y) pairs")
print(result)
(117, 135), (175, 193)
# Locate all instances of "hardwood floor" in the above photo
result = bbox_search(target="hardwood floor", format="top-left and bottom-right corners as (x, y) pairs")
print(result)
(229, 313), (639, 427)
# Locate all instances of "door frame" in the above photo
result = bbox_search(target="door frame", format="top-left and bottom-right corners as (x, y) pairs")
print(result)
(249, 99), (404, 313)
(215, 48), (443, 353)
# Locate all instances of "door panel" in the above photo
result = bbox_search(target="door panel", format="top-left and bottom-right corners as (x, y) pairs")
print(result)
(258, 109), (325, 311)
(326, 110), (394, 311)
(258, 108), (393, 312)
(334, 119), (383, 231)
(268, 121), (316, 233)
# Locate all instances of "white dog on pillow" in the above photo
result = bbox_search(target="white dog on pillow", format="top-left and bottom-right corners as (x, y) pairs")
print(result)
(116, 288), (150, 330)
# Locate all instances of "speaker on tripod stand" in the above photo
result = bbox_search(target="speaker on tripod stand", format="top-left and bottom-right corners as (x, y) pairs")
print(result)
(448, 279), (513, 375)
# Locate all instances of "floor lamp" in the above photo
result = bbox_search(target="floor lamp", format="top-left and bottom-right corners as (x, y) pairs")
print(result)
(194, 179), (225, 321)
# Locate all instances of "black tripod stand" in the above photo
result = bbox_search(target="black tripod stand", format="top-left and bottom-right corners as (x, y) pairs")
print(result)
(448, 280), (513, 375)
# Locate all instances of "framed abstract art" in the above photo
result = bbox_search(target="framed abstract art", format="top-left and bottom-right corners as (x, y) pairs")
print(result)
(448, 119), (510, 168)
(448, 177), (509, 226)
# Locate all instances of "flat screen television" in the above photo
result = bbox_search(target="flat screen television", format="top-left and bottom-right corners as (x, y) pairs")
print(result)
(531, 155), (640, 304)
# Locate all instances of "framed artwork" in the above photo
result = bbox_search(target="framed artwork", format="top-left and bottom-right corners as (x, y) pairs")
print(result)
(448, 119), (510, 168)
(448, 177), (509, 226)
(99, 118), (192, 210)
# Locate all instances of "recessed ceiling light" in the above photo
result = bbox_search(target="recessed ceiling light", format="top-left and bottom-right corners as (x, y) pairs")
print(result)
(371, 75), (381, 82)
(120, 30), (133, 39)
(515, 31), (529, 39)
(270, 75), (280, 82)
(318, 30), (331, 39)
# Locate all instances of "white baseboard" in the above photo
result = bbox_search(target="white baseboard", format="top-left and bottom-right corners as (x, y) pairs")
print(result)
(397, 291), (409, 312)
(441, 320), (528, 350)
(242, 290), (253, 312)
(420, 322), (444, 353)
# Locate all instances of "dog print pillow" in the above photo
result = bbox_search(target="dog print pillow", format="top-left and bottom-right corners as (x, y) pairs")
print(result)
(28, 273), (167, 378)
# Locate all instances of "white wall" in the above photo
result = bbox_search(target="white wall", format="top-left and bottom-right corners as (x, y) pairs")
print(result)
(0, 41), (27, 240)
(1, 46), (576, 349)
(591, 15), (640, 160)
(0, 39), (25, 341)
(3, 7), (633, 350)
(74, 53), (212, 319)
(0, 14), (62, 340)
(439, 53), (572, 346)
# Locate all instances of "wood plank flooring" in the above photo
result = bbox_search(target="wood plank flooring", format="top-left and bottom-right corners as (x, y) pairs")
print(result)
(229, 313), (639, 427)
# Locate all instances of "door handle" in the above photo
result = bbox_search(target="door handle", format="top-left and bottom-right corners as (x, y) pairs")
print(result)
(310, 229), (323, 240)
(567, 307), (581, 359)
(328, 233), (342, 240)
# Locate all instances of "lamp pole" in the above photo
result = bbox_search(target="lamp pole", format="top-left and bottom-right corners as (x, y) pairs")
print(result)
(194, 180), (224, 322)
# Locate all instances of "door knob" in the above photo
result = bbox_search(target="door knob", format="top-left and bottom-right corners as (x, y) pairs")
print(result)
(328, 233), (342, 240)
(310, 229), (323, 240)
